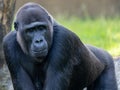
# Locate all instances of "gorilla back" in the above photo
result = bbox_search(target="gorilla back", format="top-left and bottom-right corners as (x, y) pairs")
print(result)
(3, 2), (117, 90)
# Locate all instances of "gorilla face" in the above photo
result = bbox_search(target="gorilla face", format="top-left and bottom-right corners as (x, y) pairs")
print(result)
(15, 3), (53, 61)
(24, 22), (49, 59)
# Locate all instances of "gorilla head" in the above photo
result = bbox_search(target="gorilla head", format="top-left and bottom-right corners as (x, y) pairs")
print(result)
(14, 3), (54, 61)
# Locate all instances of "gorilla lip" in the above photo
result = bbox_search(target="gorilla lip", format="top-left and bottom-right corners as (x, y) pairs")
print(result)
(32, 49), (48, 57)
(32, 48), (47, 53)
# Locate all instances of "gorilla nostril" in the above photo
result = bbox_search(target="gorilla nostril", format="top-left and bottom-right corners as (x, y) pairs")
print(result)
(40, 39), (43, 42)
(35, 39), (43, 43)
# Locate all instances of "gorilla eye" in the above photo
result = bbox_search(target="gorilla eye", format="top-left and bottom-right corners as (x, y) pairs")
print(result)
(25, 28), (33, 34)
(37, 25), (47, 30)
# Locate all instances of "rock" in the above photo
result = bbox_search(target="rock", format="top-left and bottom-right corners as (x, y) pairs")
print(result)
(114, 57), (120, 90)
(0, 65), (13, 90)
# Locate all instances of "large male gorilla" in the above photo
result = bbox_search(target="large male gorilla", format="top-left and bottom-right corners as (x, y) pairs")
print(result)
(3, 2), (117, 90)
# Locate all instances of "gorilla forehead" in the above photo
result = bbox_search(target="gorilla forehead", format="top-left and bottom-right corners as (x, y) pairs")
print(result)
(16, 3), (50, 25)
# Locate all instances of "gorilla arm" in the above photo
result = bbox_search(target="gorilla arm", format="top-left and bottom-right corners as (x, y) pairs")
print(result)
(86, 45), (118, 89)
(3, 32), (35, 90)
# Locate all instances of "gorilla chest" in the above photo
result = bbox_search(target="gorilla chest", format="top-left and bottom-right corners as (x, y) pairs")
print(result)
(21, 60), (46, 88)
(33, 67), (45, 89)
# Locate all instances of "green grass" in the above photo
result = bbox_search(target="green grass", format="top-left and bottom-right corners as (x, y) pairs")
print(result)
(56, 16), (120, 56)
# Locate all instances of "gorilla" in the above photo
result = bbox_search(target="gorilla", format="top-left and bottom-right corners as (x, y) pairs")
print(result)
(3, 2), (117, 90)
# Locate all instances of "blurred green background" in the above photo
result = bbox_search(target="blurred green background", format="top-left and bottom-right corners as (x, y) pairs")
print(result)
(15, 0), (120, 56)
(56, 17), (120, 56)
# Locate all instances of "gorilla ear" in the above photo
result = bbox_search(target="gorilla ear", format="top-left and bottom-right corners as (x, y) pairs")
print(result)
(14, 22), (18, 31)
(48, 16), (53, 24)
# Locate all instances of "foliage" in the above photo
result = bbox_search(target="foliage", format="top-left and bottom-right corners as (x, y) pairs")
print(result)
(56, 16), (120, 56)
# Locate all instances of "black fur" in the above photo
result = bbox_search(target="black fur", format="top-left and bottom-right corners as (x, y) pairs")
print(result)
(3, 2), (117, 90)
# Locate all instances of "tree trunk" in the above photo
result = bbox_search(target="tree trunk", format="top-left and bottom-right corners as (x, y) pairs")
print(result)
(0, 0), (16, 67)
(0, 0), (16, 90)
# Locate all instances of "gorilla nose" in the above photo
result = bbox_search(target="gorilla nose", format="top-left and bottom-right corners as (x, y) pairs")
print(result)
(33, 39), (45, 50)
(35, 39), (43, 43)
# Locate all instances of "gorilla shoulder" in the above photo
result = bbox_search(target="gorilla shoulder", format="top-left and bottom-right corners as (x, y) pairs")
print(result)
(3, 31), (17, 48)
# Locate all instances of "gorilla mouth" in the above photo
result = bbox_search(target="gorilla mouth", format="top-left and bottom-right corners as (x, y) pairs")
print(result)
(31, 49), (48, 58)
(33, 49), (47, 53)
